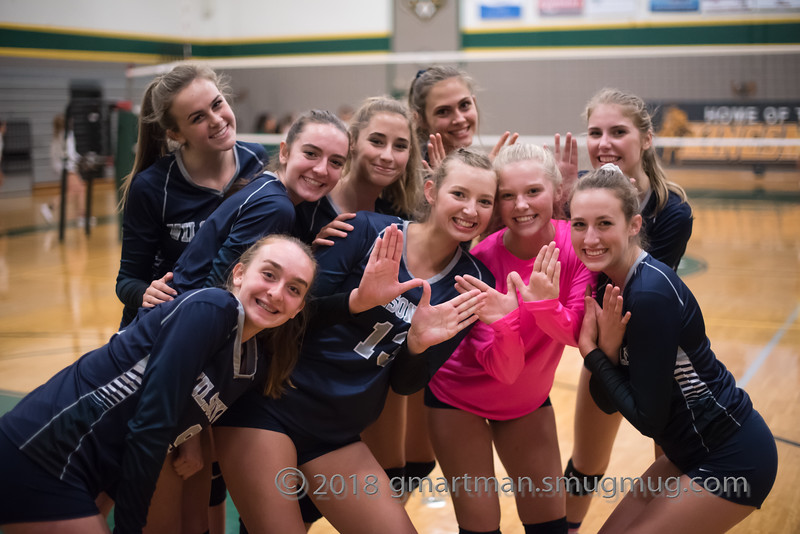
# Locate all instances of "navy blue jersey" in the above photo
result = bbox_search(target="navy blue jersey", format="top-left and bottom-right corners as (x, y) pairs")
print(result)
(116, 141), (268, 326)
(294, 194), (411, 244)
(171, 172), (295, 293)
(585, 253), (752, 471)
(641, 190), (693, 271)
(223, 212), (494, 446)
(0, 288), (266, 533)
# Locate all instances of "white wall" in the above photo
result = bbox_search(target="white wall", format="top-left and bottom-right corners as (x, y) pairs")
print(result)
(0, 0), (392, 39)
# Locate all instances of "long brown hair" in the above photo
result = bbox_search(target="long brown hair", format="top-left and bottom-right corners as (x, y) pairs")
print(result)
(408, 65), (479, 144)
(118, 64), (232, 208)
(227, 234), (317, 399)
(345, 96), (423, 216)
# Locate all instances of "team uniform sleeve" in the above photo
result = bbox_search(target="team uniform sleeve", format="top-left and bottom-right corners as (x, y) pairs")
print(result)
(203, 195), (295, 289)
(391, 265), (496, 394)
(646, 200), (693, 270)
(310, 214), (379, 297)
(305, 292), (355, 330)
(116, 177), (162, 313)
(390, 324), (477, 395)
(112, 300), (237, 533)
(583, 289), (681, 438)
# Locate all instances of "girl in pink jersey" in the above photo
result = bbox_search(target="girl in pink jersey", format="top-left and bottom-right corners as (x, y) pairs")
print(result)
(426, 144), (595, 534)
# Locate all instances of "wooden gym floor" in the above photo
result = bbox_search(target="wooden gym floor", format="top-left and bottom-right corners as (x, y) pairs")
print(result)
(0, 166), (797, 533)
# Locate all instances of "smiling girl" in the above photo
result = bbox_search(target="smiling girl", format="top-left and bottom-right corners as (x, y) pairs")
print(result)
(427, 144), (594, 534)
(171, 109), (349, 292)
(0, 235), (316, 534)
(562, 88), (694, 533)
(116, 64), (268, 328)
(570, 165), (776, 534)
(213, 148), (497, 534)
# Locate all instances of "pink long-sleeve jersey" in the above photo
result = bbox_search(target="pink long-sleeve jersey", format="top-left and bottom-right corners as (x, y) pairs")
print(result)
(428, 220), (596, 420)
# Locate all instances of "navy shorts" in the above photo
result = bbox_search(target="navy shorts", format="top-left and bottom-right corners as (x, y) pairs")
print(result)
(682, 410), (777, 508)
(424, 386), (552, 421)
(216, 393), (359, 466)
(0, 431), (99, 523)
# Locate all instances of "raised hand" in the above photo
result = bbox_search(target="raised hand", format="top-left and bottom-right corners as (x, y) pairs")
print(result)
(596, 284), (631, 364)
(455, 273), (518, 324)
(407, 281), (486, 354)
(550, 132), (578, 191)
(422, 133), (447, 173)
(142, 271), (177, 308)
(349, 224), (424, 314)
(488, 131), (520, 162)
(313, 212), (356, 247)
(516, 242), (561, 303)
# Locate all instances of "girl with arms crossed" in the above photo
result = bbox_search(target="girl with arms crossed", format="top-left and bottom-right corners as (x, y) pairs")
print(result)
(214, 148), (497, 534)
(0, 235), (316, 534)
(570, 164), (775, 533)
(427, 144), (594, 534)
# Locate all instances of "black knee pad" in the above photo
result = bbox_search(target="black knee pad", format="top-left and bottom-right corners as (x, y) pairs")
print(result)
(458, 528), (501, 534)
(563, 458), (603, 496)
(523, 517), (568, 534)
(298, 493), (324, 524)
(209, 461), (227, 507)
(404, 460), (436, 492)
(384, 465), (406, 495)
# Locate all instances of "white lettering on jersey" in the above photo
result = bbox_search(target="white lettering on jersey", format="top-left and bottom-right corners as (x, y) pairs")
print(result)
(170, 424), (203, 451)
(167, 222), (196, 243)
(384, 295), (416, 323)
(192, 373), (228, 423)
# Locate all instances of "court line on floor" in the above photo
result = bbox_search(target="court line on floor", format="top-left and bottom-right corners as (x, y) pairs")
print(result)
(737, 303), (800, 388)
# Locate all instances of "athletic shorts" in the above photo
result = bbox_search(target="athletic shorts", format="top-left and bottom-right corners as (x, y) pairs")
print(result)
(423, 386), (552, 421)
(682, 410), (777, 508)
(215, 396), (359, 466)
(0, 430), (99, 523)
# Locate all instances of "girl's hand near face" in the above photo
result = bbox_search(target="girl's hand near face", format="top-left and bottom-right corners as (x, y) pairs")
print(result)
(516, 242), (561, 302)
(455, 273), (518, 324)
(142, 272), (177, 308)
(549, 132), (579, 191)
(349, 224), (424, 314)
(489, 131), (519, 162)
(596, 284), (631, 365)
(407, 281), (485, 354)
(422, 133), (447, 173)
(313, 212), (356, 247)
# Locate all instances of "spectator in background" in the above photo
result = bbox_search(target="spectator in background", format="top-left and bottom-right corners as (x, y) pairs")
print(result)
(42, 114), (86, 225)
(255, 112), (278, 134)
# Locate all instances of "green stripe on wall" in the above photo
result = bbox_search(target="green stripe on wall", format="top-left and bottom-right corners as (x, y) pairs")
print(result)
(0, 27), (184, 58)
(462, 22), (800, 48)
(191, 36), (390, 57)
(0, 26), (390, 61)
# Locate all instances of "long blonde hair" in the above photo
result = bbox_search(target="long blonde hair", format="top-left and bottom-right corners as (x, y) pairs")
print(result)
(584, 88), (690, 215)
